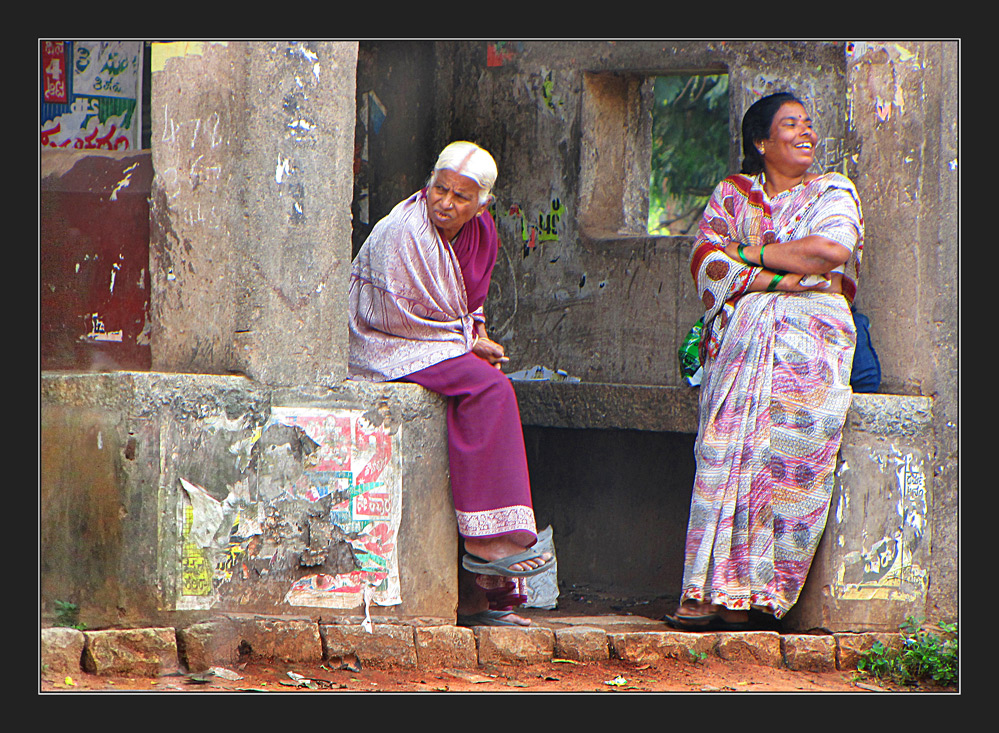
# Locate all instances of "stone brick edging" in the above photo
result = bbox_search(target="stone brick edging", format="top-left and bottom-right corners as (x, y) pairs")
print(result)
(41, 620), (904, 678)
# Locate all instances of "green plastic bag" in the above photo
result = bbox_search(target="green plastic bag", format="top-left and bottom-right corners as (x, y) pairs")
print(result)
(678, 317), (704, 387)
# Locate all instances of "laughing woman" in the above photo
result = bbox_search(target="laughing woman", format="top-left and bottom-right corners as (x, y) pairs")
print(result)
(666, 92), (865, 630)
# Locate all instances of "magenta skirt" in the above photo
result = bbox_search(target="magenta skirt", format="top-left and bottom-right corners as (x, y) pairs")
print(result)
(400, 352), (538, 548)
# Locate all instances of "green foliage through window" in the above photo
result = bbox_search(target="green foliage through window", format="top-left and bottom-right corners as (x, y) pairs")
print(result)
(649, 74), (729, 235)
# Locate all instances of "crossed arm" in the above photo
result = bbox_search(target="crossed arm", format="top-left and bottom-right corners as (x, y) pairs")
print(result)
(723, 235), (852, 294)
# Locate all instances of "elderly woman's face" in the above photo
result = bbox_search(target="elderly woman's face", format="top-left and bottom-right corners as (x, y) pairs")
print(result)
(426, 168), (486, 240)
(761, 102), (818, 174)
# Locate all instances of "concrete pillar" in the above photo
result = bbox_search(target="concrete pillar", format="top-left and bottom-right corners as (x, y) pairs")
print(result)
(783, 394), (935, 633)
(149, 41), (356, 387)
(846, 41), (959, 623)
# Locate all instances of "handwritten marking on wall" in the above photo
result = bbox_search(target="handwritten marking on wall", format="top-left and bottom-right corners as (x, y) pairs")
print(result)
(160, 105), (224, 150)
(155, 105), (229, 232)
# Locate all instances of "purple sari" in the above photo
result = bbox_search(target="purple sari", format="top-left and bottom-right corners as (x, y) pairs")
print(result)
(348, 190), (538, 551)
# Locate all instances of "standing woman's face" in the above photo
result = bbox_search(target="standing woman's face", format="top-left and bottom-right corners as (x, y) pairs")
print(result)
(759, 102), (818, 176)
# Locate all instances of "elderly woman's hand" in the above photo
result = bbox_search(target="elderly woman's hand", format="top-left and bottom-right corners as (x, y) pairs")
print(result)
(472, 335), (510, 369)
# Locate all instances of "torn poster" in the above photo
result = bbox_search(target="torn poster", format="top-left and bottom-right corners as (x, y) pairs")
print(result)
(176, 476), (262, 611)
(271, 407), (403, 609)
(177, 477), (224, 610)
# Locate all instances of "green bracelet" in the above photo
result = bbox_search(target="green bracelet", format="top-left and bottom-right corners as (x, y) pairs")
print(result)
(759, 244), (767, 270)
(767, 273), (785, 292)
(737, 244), (756, 267)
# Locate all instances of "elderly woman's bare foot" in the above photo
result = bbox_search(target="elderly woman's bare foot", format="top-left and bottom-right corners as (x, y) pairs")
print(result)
(463, 537), (552, 574)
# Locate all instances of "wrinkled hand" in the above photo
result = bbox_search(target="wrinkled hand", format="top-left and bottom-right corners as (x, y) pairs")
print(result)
(472, 336), (510, 369)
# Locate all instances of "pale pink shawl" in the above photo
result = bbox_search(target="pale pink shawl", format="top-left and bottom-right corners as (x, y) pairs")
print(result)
(348, 191), (483, 381)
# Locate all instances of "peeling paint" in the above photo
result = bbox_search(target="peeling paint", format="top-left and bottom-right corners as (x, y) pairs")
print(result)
(833, 448), (928, 602)
(876, 96), (891, 123)
(151, 41), (228, 73)
(81, 313), (123, 342)
(109, 261), (121, 295)
(275, 156), (292, 184)
(109, 162), (140, 201)
(290, 45), (321, 83)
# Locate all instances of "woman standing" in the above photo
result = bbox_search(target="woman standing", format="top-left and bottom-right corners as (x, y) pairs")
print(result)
(666, 93), (864, 630)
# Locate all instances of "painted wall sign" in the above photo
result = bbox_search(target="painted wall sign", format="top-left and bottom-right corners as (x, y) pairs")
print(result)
(486, 41), (522, 68)
(40, 41), (142, 151)
(508, 197), (566, 258)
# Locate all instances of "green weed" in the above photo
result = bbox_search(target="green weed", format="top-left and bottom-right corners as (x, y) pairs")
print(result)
(857, 616), (957, 687)
(53, 600), (86, 631)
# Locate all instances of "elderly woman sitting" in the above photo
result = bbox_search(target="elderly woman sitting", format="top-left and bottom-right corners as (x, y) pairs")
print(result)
(348, 141), (551, 626)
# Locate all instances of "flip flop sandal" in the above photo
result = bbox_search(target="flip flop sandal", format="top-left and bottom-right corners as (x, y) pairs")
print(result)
(457, 610), (523, 627)
(461, 549), (555, 577)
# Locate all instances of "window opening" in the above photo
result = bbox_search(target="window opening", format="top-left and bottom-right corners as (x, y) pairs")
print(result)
(648, 73), (729, 236)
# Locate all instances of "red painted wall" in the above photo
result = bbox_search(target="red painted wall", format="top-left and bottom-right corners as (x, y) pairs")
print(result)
(40, 151), (152, 371)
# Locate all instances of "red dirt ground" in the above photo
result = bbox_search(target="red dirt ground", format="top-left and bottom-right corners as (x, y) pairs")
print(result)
(41, 655), (954, 694)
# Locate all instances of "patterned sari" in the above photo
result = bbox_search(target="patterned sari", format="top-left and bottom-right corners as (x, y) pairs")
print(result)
(681, 172), (864, 618)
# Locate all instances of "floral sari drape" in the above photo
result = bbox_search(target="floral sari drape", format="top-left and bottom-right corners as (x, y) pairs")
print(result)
(681, 173), (863, 618)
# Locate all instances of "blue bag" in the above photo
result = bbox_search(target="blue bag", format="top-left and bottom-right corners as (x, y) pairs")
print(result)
(850, 307), (881, 393)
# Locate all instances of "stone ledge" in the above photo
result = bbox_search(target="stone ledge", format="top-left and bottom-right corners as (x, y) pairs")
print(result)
(321, 623), (418, 668)
(81, 627), (179, 677)
(475, 626), (555, 664)
(40, 627), (85, 676)
(42, 623), (905, 677)
(512, 380), (928, 436)
(781, 634), (837, 672)
(554, 626), (610, 662)
(512, 381), (700, 433)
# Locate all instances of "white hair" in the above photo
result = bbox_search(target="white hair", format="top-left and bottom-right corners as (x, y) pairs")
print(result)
(431, 141), (497, 205)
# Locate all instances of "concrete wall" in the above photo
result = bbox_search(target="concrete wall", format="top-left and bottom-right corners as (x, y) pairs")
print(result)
(40, 373), (455, 628)
(438, 40), (847, 386)
(425, 40), (958, 627)
(845, 41), (959, 622)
